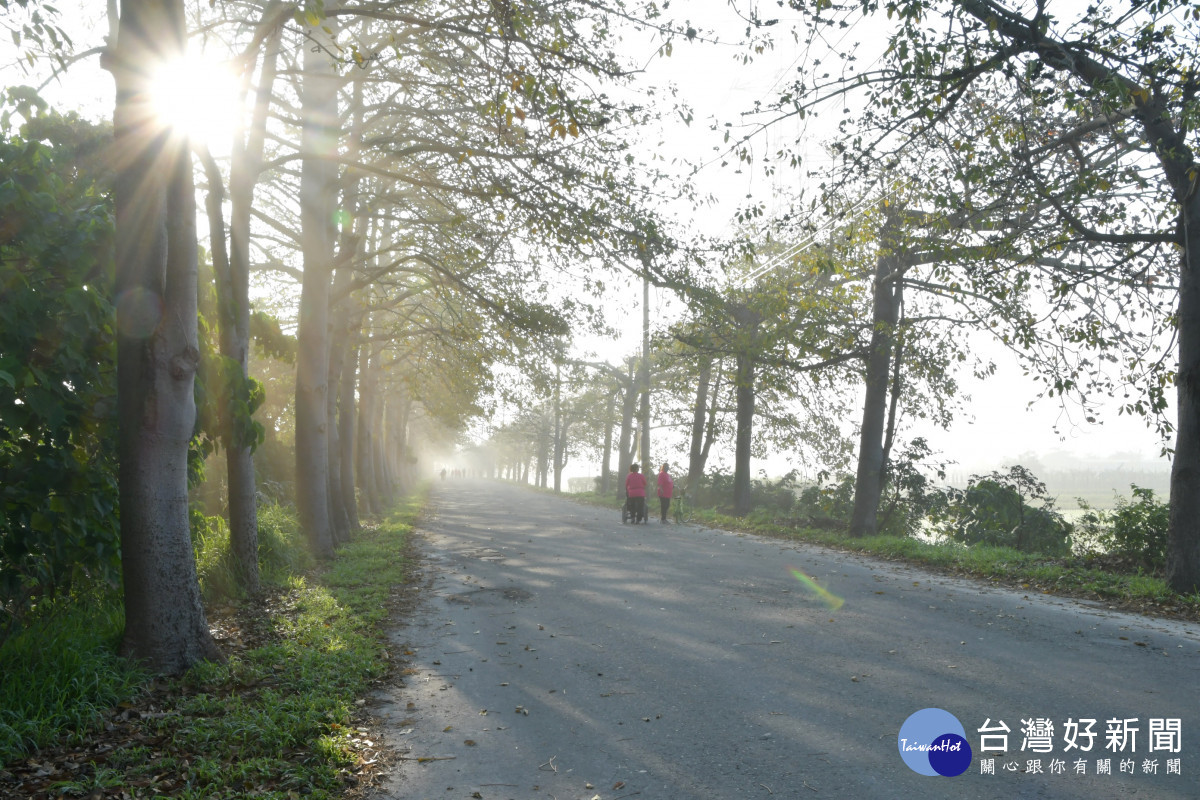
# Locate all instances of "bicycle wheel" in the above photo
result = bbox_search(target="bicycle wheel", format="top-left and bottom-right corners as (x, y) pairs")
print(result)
(673, 496), (688, 524)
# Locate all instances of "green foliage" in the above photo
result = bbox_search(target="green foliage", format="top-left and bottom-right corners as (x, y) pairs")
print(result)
(191, 502), (315, 602)
(191, 305), (266, 493)
(0, 101), (119, 621)
(257, 503), (313, 579)
(876, 437), (951, 538)
(750, 470), (799, 513)
(250, 310), (296, 364)
(937, 465), (1072, 555)
(0, 590), (145, 766)
(1075, 486), (1170, 570)
(190, 509), (240, 604)
(793, 473), (856, 528)
(153, 503), (417, 798)
(1, 493), (422, 793)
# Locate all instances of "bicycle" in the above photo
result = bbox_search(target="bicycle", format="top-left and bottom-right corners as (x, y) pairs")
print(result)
(672, 491), (690, 524)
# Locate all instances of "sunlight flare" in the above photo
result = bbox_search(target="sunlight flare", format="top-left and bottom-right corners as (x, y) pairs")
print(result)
(148, 49), (242, 151)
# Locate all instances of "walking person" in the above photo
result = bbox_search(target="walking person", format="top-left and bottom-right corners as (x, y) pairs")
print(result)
(625, 463), (647, 523)
(656, 463), (673, 523)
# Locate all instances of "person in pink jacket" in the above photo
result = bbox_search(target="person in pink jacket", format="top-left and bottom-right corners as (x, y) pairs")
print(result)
(625, 463), (647, 522)
(656, 463), (674, 523)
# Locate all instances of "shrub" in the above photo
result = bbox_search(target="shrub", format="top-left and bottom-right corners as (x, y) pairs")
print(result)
(688, 471), (735, 510)
(937, 465), (1071, 555)
(190, 508), (240, 603)
(793, 473), (856, 528)
(750, 470), (799, 513)
(0, 109), (120, 623)
(258, 502), (312, 579)
(876, 437), (951, 538)
(1076, 486), (1169, 570)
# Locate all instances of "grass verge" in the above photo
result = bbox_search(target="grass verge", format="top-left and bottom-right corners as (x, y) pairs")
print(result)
(0, 492), (424, 799)
(569, 490), (1200, 621)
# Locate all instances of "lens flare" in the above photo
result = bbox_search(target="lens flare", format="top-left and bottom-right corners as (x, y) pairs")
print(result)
(788, 566), (844, 611)
(148, 50), (242, 151)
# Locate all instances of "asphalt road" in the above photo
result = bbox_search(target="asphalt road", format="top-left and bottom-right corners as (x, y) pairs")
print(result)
(370, 479), (1200, 800)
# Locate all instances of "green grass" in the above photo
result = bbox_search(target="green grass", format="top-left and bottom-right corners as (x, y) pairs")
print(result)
(0, 491), (425, 798)
(0, 590), (146, 762)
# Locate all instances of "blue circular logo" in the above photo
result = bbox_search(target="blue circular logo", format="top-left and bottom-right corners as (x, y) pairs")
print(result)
(898, 708), (972, 776)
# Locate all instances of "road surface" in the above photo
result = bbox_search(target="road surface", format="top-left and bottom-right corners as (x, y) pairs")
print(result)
(370, 479), (1200, 800)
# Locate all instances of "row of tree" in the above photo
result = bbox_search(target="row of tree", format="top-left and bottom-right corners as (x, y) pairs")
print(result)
(2, 0), (675, 673)
(479, 0), (1200, 595)
(5, 0), (1200, 678)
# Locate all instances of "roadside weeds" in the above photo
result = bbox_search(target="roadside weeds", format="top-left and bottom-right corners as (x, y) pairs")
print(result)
(0, 495), (426, 800)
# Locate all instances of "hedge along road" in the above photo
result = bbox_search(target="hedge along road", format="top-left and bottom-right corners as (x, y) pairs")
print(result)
(371, 479), (1200, 800)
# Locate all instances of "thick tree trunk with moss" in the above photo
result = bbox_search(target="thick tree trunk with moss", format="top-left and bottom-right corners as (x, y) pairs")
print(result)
(110, 0), (220, 673)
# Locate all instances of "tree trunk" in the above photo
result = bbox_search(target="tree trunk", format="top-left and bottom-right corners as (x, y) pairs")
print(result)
(850, 227), (903, 538)
(600, 389), (615, 494)
(326, 70), (366, 541)
(1168, 194), (1200, 592)
(294, 16), (340, 559)
(370, 386), (389, 504)
(732, 307), (760, 517)
(198, 149), (260, 593)
(110, 0), (220, 673)
(536, 411), (551, 488)
(356, 324), (381, 515)
(686, 354), (713, 494)
(697, 359), (723, 480)
(552, 362), (564, 493)
(338, 305), (363, 530)
(615, 361), (637, 500)
(220, 5), (281, 592)
(325, 311), (351, 544)
(732, 350), (755, 516)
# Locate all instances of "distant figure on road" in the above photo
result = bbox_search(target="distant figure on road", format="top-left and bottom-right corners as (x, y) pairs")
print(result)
(625, 463), (647, 523)
(656, 463), (673, 523)
(440, 468), (447, 481)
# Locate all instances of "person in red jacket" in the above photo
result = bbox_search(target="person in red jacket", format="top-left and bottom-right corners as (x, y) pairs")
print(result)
(625, 463), (647, 523)
(656, 463), (674, 522)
